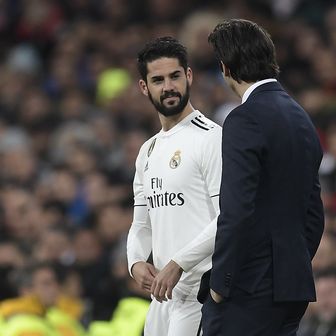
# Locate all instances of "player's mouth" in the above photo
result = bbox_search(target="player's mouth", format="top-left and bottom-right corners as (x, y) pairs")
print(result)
(161, 92), (181, 104)
(163, 96), (179, 105)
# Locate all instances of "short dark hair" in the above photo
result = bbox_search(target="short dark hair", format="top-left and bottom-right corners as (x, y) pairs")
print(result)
(208, 19), (280, 83)
(137, 36), (188, 81)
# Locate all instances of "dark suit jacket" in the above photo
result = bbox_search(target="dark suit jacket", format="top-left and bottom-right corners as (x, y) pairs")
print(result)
(209, 81), (324, 302)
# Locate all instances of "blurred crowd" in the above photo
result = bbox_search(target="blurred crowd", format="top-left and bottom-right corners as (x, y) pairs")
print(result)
(0, 0), (335, 335)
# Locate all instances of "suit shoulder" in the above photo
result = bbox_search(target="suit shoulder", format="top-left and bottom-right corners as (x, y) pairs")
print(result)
(224, 103), (260, 126)
(223, 105), (265, 143)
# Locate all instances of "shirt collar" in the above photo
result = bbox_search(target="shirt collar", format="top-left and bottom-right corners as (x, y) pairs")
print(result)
(241, 78), (277, 104)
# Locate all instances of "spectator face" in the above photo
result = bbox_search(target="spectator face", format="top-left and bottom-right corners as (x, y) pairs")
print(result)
(33, 230), (73, 263)
(96, 205), (129, 245)
(73, 230), (102, 265)
(313, 234), (336, 272)
(49, 57), (78, 93)
(32, 267), (60, 307)
(325, 6), (336, 49)
(1, 188), (41, 241)
(147, 0), (191, 21)
(62, 270), (82, 298)
(82, 172), (108, 208)
(1, 147), (36, 185)
(59, 90), (88, 121)
(122, 130), (147, 168)
(49, 170), (77, 204)
(90, 115), (116, 150)
(0, 243), (25, 268)
(311, 49), (336, 85)
(326, 127), (336, 159)
(315, 276), (336, 323)
(101, 0), (130, 26)
(19, 89), (52, 126)
(0, 70), (29, 113)
(64, 145), (97, 177)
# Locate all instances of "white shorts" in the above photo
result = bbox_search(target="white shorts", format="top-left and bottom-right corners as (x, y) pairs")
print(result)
(144, 298), (202, 336)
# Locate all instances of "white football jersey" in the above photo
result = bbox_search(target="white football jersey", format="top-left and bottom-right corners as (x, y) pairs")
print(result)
(127, 110), (222, 300)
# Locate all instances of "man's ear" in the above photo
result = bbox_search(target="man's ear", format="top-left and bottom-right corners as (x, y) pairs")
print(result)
(139, 79), (148, 96)
(221, 61), (231, 77)
(186, 67), (193, 86)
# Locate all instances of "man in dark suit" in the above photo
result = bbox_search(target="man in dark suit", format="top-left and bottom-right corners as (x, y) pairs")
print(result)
(201, 19), (325, 336)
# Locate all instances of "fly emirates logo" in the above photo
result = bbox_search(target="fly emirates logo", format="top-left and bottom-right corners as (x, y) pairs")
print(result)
(147, 177), (185, 208)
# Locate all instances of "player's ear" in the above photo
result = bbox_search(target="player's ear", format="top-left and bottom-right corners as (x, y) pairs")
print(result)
(186, 67), (193, 86)
(139, 79), (149, 96)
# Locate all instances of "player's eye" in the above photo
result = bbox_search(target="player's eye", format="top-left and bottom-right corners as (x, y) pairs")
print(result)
(152, 78), (163, 84)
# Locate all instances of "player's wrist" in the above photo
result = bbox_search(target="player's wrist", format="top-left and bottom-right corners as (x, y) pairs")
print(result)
(130, 260), (146, 276)
(170, 259), (185, 273)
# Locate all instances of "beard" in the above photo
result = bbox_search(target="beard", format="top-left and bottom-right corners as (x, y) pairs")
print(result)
(148, 84), (190, 117)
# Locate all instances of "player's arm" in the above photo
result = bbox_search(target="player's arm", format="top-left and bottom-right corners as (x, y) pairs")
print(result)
(127, 209), (156, 292)
(151, 127), (222, 301)
(127, 147), (157, 292)
(151, 216), (217, 301)
(171, 126), (222, 271)
(172, 127), (222, 272)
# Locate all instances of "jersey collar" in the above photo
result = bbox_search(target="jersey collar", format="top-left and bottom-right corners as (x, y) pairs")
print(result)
(158, 110), (200, 137)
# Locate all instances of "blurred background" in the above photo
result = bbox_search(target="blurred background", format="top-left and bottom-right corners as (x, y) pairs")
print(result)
(0, 0), (335, 335)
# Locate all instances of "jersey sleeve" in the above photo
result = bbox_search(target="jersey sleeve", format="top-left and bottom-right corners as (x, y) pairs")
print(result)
(127, 144), (152, 276)
(172, 126), (222, 271)
(200, 126), (222, 200)
(172, 216), (217, 272)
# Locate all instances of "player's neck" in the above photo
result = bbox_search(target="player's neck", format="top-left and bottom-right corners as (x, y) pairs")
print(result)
(159, 103), (194, 131)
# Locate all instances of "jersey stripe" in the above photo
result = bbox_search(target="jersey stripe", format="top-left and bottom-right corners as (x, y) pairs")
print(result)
(191, 120), (210, 131)
(196, 320), (202, 336)
(210, 194), (220, 198)
(195, 116), (207, 125)
(134, 204), (147, 207)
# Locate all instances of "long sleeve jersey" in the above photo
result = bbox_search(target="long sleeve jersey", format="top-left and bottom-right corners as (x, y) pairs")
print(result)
(127, 110), (222, 300)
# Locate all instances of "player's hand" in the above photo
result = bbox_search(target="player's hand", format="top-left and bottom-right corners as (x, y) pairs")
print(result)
(210, 289), (223, 303)
(131, 261), (158, 293)
(151, 260), (183, 303)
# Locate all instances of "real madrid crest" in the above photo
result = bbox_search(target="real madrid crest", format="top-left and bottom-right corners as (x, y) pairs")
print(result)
(169, 150), (181, 169)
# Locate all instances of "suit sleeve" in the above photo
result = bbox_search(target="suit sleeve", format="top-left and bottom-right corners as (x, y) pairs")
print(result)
(210, 108), (266, 298)
(127, 146), (152, 276)
(305, 176), (324, 259)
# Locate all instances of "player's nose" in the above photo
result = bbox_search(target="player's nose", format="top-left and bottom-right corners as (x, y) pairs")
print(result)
(163, 78), (174, 91)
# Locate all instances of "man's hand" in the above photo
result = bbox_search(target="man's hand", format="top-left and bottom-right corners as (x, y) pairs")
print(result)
(210, 289), (223, 303)
(151, 260), (183, 302)
(131, 261), (158, 293)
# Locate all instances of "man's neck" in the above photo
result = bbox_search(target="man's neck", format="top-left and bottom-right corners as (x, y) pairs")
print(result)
(233, 81), (254, 99)
(159, 103), (194, 131)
